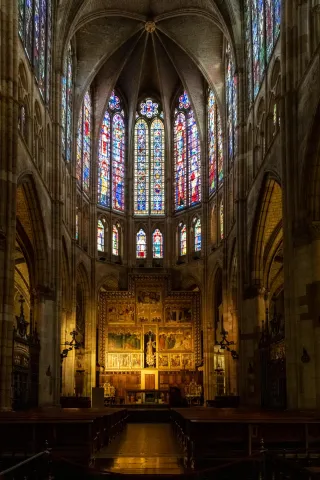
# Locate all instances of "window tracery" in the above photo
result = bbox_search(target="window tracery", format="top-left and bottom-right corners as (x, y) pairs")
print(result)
(98, 91), (125, 212)
(61, 43), (73, 162)
(134, 99), (165, 216)
(77, 91), (92, 195)
(18, 0), (52, 102)
(245, 0), (281, 101)
(174, 91), (201, 210)
(208, 89), (224, 195)
(226, 45), (238, 164)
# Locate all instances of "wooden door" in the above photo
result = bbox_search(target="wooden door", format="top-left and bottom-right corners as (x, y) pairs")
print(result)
(145, 374), (155, 390)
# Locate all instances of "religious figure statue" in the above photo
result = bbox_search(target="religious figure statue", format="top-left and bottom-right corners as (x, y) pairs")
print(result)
(145, 332), (156, 367)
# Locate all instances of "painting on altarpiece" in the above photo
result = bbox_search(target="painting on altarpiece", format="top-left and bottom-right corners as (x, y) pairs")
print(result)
(108, 329), (141, 351)
(158, 327), (193, 352)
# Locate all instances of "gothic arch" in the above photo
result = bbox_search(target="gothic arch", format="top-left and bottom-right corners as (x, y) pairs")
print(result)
(16, 174), (50, 289)
(250, 175), (283, 287)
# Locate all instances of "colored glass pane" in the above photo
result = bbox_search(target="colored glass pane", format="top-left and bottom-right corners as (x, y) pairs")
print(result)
(150, 118), (165, 215)
(152, 229), (163, 259)
(134, 119), (149, 215)
(76, 212), (79, 241)
(208, 89), (217, 194)
(226, 44), (237, 162)
(98, 111), (111, 207)
(174, 112), (187, 210)
(136, 229), (147, 258)
(97, 220), (104, 251)
(19, 0), (25, 38)
(61, 53), (67, 155)
(112, 113), (125, 211)
(25, 0), (33, 59)
(34, 0), (40, 80)
(109, 90), (120, 110)
(140, 99), (159, 118)
(266, 0), (274, 61)
(217, 113), (223, 184)
(38, 0), (47, 96)
(188, 109), (201, 205)
(66, 46), (73, 162)
(180, 225), (187, 256)
(194, 219), (201, 252)
(82, 92), (91, 194)
(76, 107), (83, 184)
(220, 201), (224, 240)
(245, 0), (253, 102)
(179, 91), (190, 110)
(46, 0), (52, 103)
(112, 225), (119, 256)
(274, 0), (281, 39)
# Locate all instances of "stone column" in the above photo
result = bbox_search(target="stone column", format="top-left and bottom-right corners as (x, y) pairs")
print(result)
(0, 0), (19, 411)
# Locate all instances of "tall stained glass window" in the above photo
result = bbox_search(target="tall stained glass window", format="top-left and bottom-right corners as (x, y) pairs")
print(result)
(208, 89), (224, 195)
(134, 99), (165, 216)
(112, 225), (119, 256)
(61, 43), (73, 162)
(194, 218), (201, 252)
(245, 0), (281, 102)
(98, 91), (125, 212)
(174, 91), (201, 210)
(152, 229), (163, 259)
(19, 0), (52, 102)
(136, 229), (147, 258)
(97, 220), (105, 251)
(180, 224), (187, 256)
(226, 45), (238, 163)
(77, 91), (92, 194)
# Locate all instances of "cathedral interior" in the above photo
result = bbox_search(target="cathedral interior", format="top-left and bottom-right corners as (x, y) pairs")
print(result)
(1, 0), (320, 477)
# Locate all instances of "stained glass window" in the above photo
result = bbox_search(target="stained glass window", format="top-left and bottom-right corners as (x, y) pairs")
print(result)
(77, 91), (92, 194)
(140, 99), (159, 118)
(220, 201), (224, 240)
(226, 45), (237, 163)
(245, 0), (281, 102)
(174, 91), (201, 210)
(194, 218), (201, 252)
(19, 0), (52, 102)
(136, 229), (147, 258)
(208, 89), (224, 195)
(180, 224), (187, 256)
(61, 44), (73, 161)
(98, 91), (125, 211)
(134, 99), (165, 216)
(97, 220), (105, 251)
(76, 211), (79, 241)
(112, 225), (119, 256)
(152, 229), (163, 259)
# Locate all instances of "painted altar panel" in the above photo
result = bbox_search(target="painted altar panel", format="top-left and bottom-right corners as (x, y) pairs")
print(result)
(107, 328), (141, 351)
(107, 301), (135, 323)
(99, 275), (201, 372)
(158, 327), (193, 352)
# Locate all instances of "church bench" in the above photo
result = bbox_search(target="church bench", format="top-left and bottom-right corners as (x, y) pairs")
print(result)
(170, 409), (320, 469)
(0, 408), (127, 465)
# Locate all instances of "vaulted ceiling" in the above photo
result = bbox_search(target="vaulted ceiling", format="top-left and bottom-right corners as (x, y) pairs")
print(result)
(56, 0), (240, 134)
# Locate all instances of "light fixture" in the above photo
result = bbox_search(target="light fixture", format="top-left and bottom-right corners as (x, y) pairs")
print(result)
(216, 329), (239, 360)
(60, 330), (82, 362)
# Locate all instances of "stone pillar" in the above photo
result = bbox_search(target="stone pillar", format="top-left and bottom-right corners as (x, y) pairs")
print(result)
(0, 0), (19, 411)
(240, 287), (266, 406)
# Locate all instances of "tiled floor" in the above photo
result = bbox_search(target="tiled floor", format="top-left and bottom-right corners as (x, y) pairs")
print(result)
(95, 423), (184, 474)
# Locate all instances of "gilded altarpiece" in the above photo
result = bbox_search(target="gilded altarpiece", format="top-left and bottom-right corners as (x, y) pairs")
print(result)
(98, 275), (200, 381)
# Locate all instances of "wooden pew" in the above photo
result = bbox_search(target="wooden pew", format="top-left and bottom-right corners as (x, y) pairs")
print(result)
(0, 408), (128, 466)
(170, 408), (320, 469)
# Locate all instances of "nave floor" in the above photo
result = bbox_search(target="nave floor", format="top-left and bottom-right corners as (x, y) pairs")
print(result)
(95, 423), (184, 475)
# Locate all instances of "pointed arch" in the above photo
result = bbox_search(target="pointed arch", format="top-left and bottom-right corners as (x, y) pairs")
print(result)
(174, 90), (201, 210)
(152, 229), (163, 259)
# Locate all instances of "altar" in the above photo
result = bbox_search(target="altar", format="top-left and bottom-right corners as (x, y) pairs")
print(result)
(125, 389), (169, 404)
